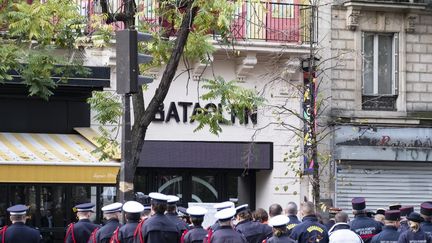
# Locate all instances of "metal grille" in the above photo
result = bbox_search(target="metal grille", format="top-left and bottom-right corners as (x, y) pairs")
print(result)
(362, 95), (397, 111)
(336, 161), (432, 216)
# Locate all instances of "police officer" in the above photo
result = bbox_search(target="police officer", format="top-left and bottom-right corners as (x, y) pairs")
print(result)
(89, 202), (122, 243)
(349, 197), (382, 243)
(399, 206), (414, 233)
(110, 201), (144, 243)
(141, 192), (180, 242)
(181, 206), (208, 243)
(65, 203), (99, 243)
(389, 204), (402, 211)
(371, 210), (400, 243)
(290, 201), (329, 243)
(210, 208), (247, 243)
(203, 201), (236, 243)
(285, 202), (301, 235)
(166, 195), (189, 233)
(234, 204), (272, 243)
(398, 212), (432, 243)
(264, 215), (295, 243)
(325, 207), (342, 231)
(420, 202), (432, 236)
(0, 204), (41, 243)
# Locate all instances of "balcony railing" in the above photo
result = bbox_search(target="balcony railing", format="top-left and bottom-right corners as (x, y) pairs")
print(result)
(76, 0), (317, 43)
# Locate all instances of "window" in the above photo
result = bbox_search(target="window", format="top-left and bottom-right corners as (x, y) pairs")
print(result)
(362, 32), (399, 111)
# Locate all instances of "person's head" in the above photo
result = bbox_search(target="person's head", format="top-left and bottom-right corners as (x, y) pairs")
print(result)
(7, 204), (28, 224)
(141, 205), (151, 220)
(77, 211), (92, 220)
(407, 212), (424, 232)
(166, 195), (180, 213)
(74, 203), (95, 220)
(269, 215), (289, 237)
(269, 204), (283, 218)
(10, 214), (26, 223)
(104, 212), (121, 221)
(122, 201), (144, 222)
(374, 214), (385, 225)
(351, 197), (367, 216)
(285, 202), (298, 216)
(235, 204), (252, 222)
(252, 208), (269, 223)
(334, 211), (349, 223)
(215, 208), (236, 227)
(149, 192), (169, 215)
(400, 206), (414, 220)
(384, 210), (401, 228)
(186, 206), (207, 227)
(300, 201), (315, 217)
(101, 202), (123, 221)
(126, 212), (141, 222)
(420, 202), (432, 222)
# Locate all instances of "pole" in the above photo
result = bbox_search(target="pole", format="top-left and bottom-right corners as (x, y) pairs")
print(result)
(119, 93), (133, 203)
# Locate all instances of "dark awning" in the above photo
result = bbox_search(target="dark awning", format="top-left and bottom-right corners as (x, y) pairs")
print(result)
(138, 141), (273, 170)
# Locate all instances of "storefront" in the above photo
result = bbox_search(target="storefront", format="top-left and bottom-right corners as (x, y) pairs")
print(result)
(334, 125), (432, 212)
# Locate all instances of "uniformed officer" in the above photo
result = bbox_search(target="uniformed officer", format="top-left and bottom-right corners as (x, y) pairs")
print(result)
(141, 192), (180, 243)
(328, 211), (363, 243)
(389, 204), (402, 211)
(349, 197), (382, 243)
(234, 204), (272, 243)
(399, 206), (414, 233)
(325, 207), (342, 231)
(65, 203), (99, 243)
(203, 201), (235, 243)
(398, 212), (432, 243)
(0, 204), (41, 243)
(181, 206), (208, 243)
(290, 201), (329, 243)
(110, 201), (144, 243)
(376, 209), (386, 216)
(284, 202), (301, 235)
(420, 202), (432, 236)
(178, 206), (191, 226)
(371, 210), (400, 243)
(166, 195), (190, 233)
(88, 202), (122, 243)
(141, 205), (151, 221)
(209, 207), (247, 243)
(264, 215), (295, 243)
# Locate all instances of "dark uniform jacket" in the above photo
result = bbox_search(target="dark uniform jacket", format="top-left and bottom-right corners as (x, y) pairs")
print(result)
(287, 215), (301, 235)
(235, 219), (272, 243)
(209, 225), (247, 243)
(290, 215), (329, 243)
(325, 219), (336, 231)
(350, 214), (382, 243)
(141, 214), (180, 243)
(166, 212), (190, 233)
(92, 219), (121, 243)
(399, 221), (409, 233)
(0, 222), (41, 243)
(421, 222), (432, 236)
(182, 226), (207, 243)
(65, 219), (99, 243)
(371, 225), (400, 243)
(398, 228), (432, 243)
(264, 232), (296, 243)
(112, 219), (140, 243)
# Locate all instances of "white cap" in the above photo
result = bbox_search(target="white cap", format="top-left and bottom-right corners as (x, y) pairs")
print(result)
(122, 201), (144, 213)
(214, 201), (235, 211)
(167, 195), (180, 204)
(187, 206), (208, 217)
(235, 204), (249, 215)
(102, 202), (123, 213)
(269, 215), (290, 227)
(149, 192), (168, 202)
(215, 208), (236, 221)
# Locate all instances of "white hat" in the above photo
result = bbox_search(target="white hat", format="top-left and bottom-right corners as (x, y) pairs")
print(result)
(167, 195), (180, 204)
(122, 201), (144, 213)
(149, 192), (168, 203)
(7, 205), (28, 215)
(214, 201), (235, 211)
(102, 202), (123, 213)
(215, 208), (236, 221)
(269, 215), (290, 227)
(187, 206), (208, 217)
(235, 204), (249, 215)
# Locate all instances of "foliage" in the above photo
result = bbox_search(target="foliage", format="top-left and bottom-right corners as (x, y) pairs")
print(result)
(192, 77), (265, 135)
(0, 44), (20, 83)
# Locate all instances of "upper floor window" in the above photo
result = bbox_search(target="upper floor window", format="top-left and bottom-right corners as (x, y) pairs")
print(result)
(362, 32), (399, 111)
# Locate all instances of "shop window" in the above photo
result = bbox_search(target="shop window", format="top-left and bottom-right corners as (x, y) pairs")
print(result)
(362, 32), (398, 111)
(9, 185), (37, 227)
(0, 186), (7, 227)
(191, 176), (218, 203)
(157, 175), (183, 198)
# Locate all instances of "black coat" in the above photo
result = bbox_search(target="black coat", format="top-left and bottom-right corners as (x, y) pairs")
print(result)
(371, 225), (400, 243)
(166, 213), (190, 233)
(287, 215), (301, 235)
(290, 215), (329, 243)
(399, 220), (409, 233)
(209, 225), (247, 243)
(141, 214), (180, 243)
(65, 219), (99, 243)
(350, 214), (382, 243)
(182, 226), (207, 243)
(422, 222), (432, 236)
(398, 228), (432, 243)
(0, 222), (41, 243)
(93, 219), (121, 243)
(265, 232), (296, 243)
(113, 220), (140, 243)
(235, 219), (272, 243)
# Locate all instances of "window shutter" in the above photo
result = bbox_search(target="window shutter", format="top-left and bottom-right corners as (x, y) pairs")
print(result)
(394, 33), (399, 95)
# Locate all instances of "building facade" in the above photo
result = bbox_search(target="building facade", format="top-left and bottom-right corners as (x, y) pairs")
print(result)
(327, 0), (432, 212)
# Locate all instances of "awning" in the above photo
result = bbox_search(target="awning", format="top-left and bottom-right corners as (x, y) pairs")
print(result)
(0, 132), (120, 184)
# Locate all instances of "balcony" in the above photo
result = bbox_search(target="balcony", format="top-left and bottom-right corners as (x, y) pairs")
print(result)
(76, 0), (317, 44)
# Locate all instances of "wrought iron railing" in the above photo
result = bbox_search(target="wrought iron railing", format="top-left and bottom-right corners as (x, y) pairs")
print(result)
(76, 0), (317, 43)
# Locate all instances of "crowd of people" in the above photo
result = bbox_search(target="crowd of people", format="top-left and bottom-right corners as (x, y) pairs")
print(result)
(1, 194), (432, 243)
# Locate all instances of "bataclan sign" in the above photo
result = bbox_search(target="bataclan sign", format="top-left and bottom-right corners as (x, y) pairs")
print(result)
(152, 101), (257, 125)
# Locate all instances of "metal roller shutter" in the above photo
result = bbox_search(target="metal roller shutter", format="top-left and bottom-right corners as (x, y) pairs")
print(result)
(336, 161), (432, 215)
